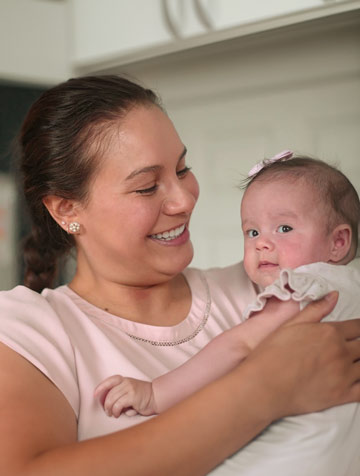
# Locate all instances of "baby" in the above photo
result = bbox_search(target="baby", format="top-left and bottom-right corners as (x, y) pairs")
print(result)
(95, 151), (360, 418)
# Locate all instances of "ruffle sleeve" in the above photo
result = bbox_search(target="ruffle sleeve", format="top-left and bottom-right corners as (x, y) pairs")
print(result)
(243, 268), (333, 319)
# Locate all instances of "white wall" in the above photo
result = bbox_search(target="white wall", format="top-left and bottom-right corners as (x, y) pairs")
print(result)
(0, 0), (71, 85)
(0, 174), (17, 290)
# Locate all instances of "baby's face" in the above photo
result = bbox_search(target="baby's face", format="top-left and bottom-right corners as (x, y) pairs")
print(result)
(241, 178), (334, 288)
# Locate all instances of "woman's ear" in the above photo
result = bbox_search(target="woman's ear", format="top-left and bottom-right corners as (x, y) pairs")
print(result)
(328, 224), (352, 264)
(42, 195), (80, 232)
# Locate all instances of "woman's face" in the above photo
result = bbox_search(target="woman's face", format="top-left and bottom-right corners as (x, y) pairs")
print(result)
(75, 105), (199, 287)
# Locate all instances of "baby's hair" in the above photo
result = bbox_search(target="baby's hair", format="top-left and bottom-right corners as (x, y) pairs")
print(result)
(241, 155), (360, 257)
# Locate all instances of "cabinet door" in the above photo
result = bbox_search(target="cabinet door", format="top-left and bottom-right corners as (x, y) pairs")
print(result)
(71, 0), (173, 65)
(159, 1), (348, 37)
(71, 0), (354, 68)
(196, 0), (345, 31)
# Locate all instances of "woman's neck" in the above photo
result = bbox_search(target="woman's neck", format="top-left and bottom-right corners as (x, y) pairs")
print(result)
(68, 272), (191, 327)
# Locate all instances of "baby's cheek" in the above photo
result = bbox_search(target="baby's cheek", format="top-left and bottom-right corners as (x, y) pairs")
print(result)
(243, 254), (252, 276)
(278, 244), (303, 268)
(259, 271), (281, 288)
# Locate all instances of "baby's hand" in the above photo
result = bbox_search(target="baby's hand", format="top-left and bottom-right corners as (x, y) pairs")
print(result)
(94, 375), (157, 418)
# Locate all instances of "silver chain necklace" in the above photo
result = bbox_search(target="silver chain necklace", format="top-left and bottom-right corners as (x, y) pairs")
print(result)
(125, 272), (212, 346)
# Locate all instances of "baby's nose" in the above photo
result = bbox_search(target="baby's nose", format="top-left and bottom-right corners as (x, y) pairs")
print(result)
(256, 235), (274, 251)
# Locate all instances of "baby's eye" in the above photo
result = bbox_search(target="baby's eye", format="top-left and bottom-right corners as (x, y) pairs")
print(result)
(247, 229), (259, 238)
(277, 225), (293, 233)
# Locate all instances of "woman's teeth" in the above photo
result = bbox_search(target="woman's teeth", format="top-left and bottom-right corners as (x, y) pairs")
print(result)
(151, 224), (185, 241)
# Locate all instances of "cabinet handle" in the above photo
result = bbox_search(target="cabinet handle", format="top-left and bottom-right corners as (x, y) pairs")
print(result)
(161, 0), (183, 38)
(193, 0), (214, 30)
(161, 0), (214, 39)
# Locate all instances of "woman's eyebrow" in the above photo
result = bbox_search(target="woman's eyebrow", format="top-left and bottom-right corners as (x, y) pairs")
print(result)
(125, 146), (187, 181)
(125, 165), (161, 181)
(178, 146), (187, 162)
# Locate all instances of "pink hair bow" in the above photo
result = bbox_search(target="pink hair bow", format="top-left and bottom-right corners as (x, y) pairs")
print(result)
(248, 150), (293, 177)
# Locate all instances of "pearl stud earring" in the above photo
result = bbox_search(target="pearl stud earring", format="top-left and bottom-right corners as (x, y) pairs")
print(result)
(68, 222), (81, 234)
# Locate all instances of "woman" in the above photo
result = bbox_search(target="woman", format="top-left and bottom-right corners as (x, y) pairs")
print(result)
(0, 75), (359, 476)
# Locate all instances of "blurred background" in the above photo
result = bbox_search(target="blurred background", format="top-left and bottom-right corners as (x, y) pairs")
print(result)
(0, 0), (359, 289)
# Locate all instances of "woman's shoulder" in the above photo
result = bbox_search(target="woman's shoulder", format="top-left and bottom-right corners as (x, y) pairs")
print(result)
(187, 261), (253, 288)
(0, 284), (69, 318)
(0, 284), (80, 415)
(185, 262), (257, 318)
(203, 261), (249, 281)
(0, 284), (54, 312)
(0, 284), (76, 345)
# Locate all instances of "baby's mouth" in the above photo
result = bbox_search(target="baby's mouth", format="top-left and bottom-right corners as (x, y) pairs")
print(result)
(258, 261), (278, 269)
(149, 224), (186, 241)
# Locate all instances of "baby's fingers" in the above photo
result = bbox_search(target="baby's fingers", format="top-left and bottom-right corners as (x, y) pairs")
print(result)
(103, 385), (135, 418)
(94, 375), (124, 406)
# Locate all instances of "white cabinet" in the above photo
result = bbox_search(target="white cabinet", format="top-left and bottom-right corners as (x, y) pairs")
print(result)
(195, 0), (349, 31)
(71, 0), (173, 67)
(71, 0), (360, 74)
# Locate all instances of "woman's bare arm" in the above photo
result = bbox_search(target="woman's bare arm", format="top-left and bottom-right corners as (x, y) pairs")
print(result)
(1, 293), (360, 476)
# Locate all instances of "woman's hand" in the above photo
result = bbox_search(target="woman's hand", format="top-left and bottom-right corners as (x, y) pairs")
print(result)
(243, 291), (360, 419)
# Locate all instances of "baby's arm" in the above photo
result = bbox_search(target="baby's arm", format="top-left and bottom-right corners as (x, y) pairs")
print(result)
(152, 297), (300, 412)
(95, 297), (300, 418)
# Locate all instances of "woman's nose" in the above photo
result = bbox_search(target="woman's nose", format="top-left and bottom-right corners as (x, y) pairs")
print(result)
(162, 180), (198, 216)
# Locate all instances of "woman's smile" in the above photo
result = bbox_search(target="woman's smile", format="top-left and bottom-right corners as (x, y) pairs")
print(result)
(149, 223), (186, 241)
(149, 224), (189, 246)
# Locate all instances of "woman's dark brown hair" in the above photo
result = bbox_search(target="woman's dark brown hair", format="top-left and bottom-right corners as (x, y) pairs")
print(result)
(18, 75), (162, 292)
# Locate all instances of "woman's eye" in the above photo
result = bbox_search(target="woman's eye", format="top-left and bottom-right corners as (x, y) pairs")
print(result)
(247, 229), (259, 238)
(277, 225), (293, 233)
(135, 184), (158, 195)
(177, 166), (191, 178)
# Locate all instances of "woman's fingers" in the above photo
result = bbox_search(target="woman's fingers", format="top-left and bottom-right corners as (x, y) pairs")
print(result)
(333, 318), (360, 341)
(347, 381), (360, 403)
(346, 340), (360, 387)
(246, 307), (360, 418)
(347, 338), (360, 362)
(286, 291), (339, 326)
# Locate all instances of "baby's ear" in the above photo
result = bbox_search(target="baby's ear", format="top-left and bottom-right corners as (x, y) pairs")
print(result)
(328, 224), (352, 264)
